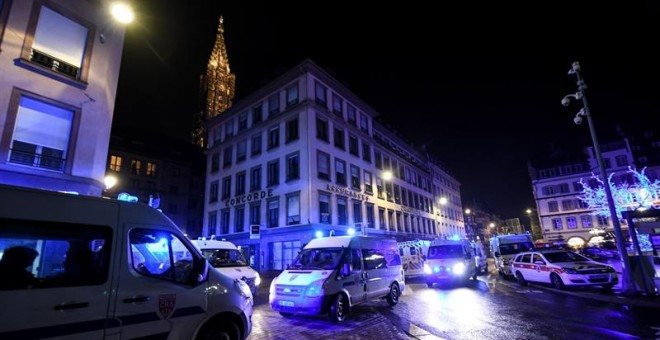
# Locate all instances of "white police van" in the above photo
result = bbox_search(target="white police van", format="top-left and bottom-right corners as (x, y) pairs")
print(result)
(423, 238), (478, 287)
(0, 185), (253, 339)
(191, 239), (261, 294)
(269, 236), (404, 323)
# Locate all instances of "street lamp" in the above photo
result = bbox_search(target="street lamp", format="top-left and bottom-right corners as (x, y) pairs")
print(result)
(439, 197), (448, 206)
(110, 2), (135, 24)
(525, 208), (533, 234)
(561, 61), (634, 294)
(464, 208), (471, 215)
(104, 175), (117, 190)
(381, 170), (393, 181)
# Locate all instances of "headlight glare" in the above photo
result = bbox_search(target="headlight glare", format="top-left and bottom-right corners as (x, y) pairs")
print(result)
(255, 272), (261, 286)
(305, 279), (325, 297)
(452, 262), (466, 275)
(424, 263), (432, 274)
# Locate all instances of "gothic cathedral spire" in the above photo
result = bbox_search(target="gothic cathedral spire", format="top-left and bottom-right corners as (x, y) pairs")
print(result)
(193, 16), (235, 147)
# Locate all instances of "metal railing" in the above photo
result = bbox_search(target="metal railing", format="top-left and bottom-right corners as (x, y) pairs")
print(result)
(9, 149), (65, 172)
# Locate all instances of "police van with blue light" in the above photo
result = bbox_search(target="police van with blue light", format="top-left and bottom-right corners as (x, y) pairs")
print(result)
(0, 185), (253, 339)
(269, 235), (404, 323)
(423, 237), (479, 287)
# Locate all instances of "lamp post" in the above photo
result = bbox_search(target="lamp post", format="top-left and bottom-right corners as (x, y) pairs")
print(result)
(561, 61), (635, 295)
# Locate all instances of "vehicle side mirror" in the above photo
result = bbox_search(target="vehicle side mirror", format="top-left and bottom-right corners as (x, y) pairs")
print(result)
(196, 257), (208, 284)
(340, 263), (351, 276)
(534, 261), (545, 265)
(494, 251), (500, 257)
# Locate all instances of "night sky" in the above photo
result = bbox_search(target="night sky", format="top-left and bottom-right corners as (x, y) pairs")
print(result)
(113, 1), (660, 221)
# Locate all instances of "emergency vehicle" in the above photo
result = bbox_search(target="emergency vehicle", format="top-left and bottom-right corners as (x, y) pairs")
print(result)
(470, 241), (488, 274)
(0, 185), (253, 339)
(397, 240), (431, 277)
(423, 238), (479, 287)
(489, 233), (534, 278)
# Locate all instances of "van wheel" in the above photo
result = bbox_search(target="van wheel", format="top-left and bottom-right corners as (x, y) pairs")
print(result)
(197, 320), (240, 340)
(515, 271), (528, 286)
(387, 283), (400, 306)
(329, 293), (347, 324)
(279, 312), (293, 317)
(551, 273), (565, 290)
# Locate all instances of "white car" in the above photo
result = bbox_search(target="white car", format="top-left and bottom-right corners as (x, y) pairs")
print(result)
(510, 250), (618, 290)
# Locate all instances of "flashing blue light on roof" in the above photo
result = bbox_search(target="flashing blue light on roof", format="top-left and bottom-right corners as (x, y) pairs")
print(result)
(347, 228), (356, 236)
(117, 192), (138, 202)
(315, 231), (323, 238)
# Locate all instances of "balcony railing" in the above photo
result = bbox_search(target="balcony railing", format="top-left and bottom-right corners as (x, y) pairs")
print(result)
(30, 49), (80, 79)
(9, 149), (65, 172)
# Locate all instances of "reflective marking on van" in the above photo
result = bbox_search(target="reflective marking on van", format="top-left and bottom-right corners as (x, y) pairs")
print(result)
(171, 306), (206, 318)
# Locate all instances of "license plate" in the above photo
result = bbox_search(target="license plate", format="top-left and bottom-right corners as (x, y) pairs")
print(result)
(279, 301), (294, 307)
(590, 274), (608, 279)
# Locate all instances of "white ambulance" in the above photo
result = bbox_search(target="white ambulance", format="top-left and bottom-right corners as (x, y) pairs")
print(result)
(397, 240), (431, 277)
(0, 185), (253, 339)
(489, 233), (535, 278)
(423, 238), (479, 287)
(191, 239), (261, 294)
(269, 236), (404, 323)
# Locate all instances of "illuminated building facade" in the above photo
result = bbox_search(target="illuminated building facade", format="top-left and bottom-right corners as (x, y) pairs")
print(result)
(203, 60), (464, 271)
(0, 0), (126, 195)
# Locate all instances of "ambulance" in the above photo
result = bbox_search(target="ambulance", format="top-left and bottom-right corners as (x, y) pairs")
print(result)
(397, 240), (431, 277)
(423, 238), (479, 287)
(0, 185), (253, 339)
(269, 236), (404, 323)
(489, 233), (535, 278)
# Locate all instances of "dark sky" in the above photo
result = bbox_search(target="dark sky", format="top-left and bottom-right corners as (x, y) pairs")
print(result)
(113, 1), (660, 221)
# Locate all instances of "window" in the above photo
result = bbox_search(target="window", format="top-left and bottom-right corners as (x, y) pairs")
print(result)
(226, 120), (235, 137)
(236, 140), (247, 162)
(208, 211), (217, 235)
(316, 118), (328, 142)
(353, 201), (362, 223)
(252, 105), (262, 124)
(378, 208), (385, 228)
(267, 159), (279, 186)
(350, 165), (360, 189)
(349, 135), (359, 156)
(615, 155), (628, 167)
(268, 93), (280, 115)
(581, 215), (592, 228)
(334, 128), (345, 149)
(130, 229), (195, 284)
(250, 203), (260, 225)
(223, 146), (232, 168)
(376, 178), (384, 199)
(347, 104), (357, 126)
(0, 220), (111, 290)
(393, 184), (401, 204)
(566, 216), (577, 229)
(268, 126), (279, 149)
(220, 209), (230, 234)
(364, 171), (373, 194)
(110, 155), (122, 172)
(386, 182), (393, 202)
(209, 180), (219, 203)
(5, 93), (77, 172)
(286, 152), (300, 181)
(387, 210), (394, 229)
(577, 199), (589, 209)
(287, 193), (301, 225)
(238, 112), (247, 131)
(360, 114), (368, 133)
(362, 142), (371, 162)
(597, 216), (608, 227)
(561, 200), (575, 211)
(221, 176), (231, 199)
(268, 198), (279, 228)
(250, 166), (261, 192)
(315, 81), (327, 105)
(234, 205), (245, 232)
(286, 83), (299, 107)
(366, 204), (375, 228)
(558, 183), (569, 194)
(337, 196), (347, 225)
(375, 150), (382, 169)
(235, 171), (246, 195)
(130, 160), (141, 175)
(210, 153), (219, 172)
(251, 133), (262, 156)
(320, 192), (331, 223)
(541, 186), (555, 196)
(332, 94), (343, 116)
(362, 249), (387, 270)
(548, 201), (559, 212)
(551, 218), (562, 230)
(317, 150), (330, 180)
(286, 118), (299, 142)
(335, 158), (346, 185)
(21, 4), (94, 82)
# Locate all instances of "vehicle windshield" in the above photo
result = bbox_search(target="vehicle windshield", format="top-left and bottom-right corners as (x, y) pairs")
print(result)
(290, 248), (343, 270)
(499, 242), (534, 255)
(201, 249), (247, 268)
(543, 251), (590, 263)
(427, 245), (464, 259)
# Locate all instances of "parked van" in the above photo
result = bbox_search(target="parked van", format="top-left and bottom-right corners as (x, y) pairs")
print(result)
(397, 240), (431, 277)
(192, 239), (261, 294)
(471, 241), (488, 275)
(269, 236), (404, 323)
(423, 238), (478, 287)
(489, 233), (534, 278)
(0, 185), (253, 339)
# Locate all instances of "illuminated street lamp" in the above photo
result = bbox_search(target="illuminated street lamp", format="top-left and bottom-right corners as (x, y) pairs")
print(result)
(104, 175), (117, 190)
(489, 223), (495, 228)
(110, 2), (135, 24)
(439, 197), (448, 206)
(382, 170), (393, 181)
(465, 208), (471, 215)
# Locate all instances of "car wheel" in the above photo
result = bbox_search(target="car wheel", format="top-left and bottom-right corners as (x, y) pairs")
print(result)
(427, 281), (434, 288)
(197, 320), (240, 340)
(551, 273), (565, 290)
(515, 271), (528, 286)
(329, 293), (347, 324)
(386, 283), (400, 306)
(279, 312), (294, 317)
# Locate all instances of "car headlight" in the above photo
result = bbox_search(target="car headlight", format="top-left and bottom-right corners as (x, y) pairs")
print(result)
(235, 279), (252, 298)
(269, 278), (277, 295)
(452, 262), (465, 275)
(563, 267), (577, 274)
(424, 263), (432, 274)
(305, 279), (325, 297)
(255, 272), (261, 286)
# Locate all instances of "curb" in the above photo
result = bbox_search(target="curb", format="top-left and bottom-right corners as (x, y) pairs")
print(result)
(527, 282), (660, 310)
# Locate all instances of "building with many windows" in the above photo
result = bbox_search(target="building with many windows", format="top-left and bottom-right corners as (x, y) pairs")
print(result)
(529, 135), (660, 248)
(204, 60), (464, 271)
(0, 0), (126, 195)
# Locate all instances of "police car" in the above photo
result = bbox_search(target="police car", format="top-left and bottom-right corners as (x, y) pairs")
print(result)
(510, 250), (618, 290)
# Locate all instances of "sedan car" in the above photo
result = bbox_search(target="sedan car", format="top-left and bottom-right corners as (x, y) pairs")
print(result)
(509, 250), (617, 290)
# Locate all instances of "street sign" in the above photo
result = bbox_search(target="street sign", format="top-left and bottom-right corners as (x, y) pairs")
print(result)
(250, 224), (260, 239)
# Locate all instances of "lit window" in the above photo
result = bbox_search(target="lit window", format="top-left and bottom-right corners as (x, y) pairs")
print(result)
(130, 160), (141, 175)
(287, 193), (300, 225)
(146, 162), (157, 177)
(110, 155), (122, 172)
